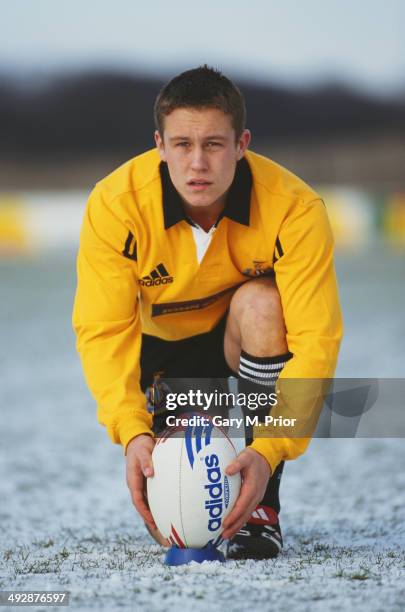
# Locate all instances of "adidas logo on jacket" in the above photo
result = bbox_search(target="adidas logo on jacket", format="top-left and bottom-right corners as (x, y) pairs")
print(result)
(139, 263), (173, 286)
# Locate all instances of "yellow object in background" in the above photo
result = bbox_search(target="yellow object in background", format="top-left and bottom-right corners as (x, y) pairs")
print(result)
(384, 193), (405, 244)
(318, 188), (376, 249)
(0, 196), (29, 254)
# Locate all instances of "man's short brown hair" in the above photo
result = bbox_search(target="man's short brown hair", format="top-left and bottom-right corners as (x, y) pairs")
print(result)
(154, 65), (246, 139)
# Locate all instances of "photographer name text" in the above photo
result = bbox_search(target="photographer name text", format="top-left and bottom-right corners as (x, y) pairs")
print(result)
(165, 414), (297, 428)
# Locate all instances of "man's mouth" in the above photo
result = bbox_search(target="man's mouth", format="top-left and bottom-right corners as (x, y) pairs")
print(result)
(187, 179), (212, 191)
(188, 179), (212, 186)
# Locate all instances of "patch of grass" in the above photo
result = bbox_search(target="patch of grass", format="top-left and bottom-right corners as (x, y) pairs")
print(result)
(23, 559), (54, 575)
(350, 571), (369, 581)
(58, 547), (70, 559)
(34, 538), (54, 549)
(113, 534), (134, 545)
(313, 543), (330, 553)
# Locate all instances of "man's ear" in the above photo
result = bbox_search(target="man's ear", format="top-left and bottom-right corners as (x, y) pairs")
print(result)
(236, 129), (251, 160)
(154, 130), (166, 161)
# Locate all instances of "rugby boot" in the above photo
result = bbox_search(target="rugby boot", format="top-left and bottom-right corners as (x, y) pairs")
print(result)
(227, 504), (283, 560)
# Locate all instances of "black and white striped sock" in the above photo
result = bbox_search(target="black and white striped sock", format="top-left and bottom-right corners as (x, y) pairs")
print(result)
(238, 350), (292, 387)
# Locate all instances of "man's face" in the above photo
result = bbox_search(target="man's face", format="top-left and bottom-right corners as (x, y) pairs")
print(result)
(155, 107), (250, 210)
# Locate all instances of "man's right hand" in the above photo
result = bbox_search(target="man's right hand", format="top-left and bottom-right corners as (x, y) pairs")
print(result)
(126, 434), (157, 530)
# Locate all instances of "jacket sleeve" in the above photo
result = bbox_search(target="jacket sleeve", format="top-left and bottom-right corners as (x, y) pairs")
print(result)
(250, 198), (343, 473)
(72, 186), (153, 451)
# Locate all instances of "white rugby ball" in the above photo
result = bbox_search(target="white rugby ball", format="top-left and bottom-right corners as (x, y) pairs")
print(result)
(147, 420), (241, 548)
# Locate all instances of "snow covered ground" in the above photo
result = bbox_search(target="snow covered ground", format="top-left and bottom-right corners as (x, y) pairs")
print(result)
(0, 246), (404, 611)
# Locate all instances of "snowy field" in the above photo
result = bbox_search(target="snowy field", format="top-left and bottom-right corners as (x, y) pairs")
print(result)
(0, 246), (404, 611)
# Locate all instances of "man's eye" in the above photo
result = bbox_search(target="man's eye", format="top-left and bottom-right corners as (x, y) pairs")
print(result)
(176, 142), (189, 147)
(207, 142), (222, 148)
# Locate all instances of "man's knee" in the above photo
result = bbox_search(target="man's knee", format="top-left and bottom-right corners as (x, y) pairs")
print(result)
(230, 277), (283, 323)
(225, 277), (288, 360)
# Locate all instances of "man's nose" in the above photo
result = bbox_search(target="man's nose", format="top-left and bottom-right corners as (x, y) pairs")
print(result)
(190, 147), (209, 172)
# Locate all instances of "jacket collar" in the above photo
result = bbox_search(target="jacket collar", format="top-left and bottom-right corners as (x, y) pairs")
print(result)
(160, 156), (252, 230)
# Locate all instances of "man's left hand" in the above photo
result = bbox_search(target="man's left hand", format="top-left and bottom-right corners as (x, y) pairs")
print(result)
(222, 447), (271, 540)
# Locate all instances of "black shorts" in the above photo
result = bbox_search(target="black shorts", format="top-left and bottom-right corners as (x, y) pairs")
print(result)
(140, 316), (236, 434)
(140, 314), (235, 392)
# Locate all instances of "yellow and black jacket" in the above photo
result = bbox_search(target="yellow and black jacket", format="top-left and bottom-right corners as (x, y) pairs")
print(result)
(73, 148), (343, 473)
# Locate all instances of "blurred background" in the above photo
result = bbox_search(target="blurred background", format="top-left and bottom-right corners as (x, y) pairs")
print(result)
(1, 5), (404, 601)
(1, 0), (404, 416)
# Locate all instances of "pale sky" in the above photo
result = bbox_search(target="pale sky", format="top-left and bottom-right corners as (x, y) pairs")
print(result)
(1, 0), (404, 95)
